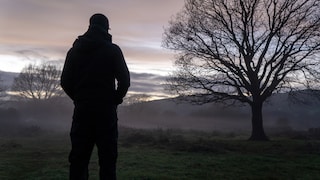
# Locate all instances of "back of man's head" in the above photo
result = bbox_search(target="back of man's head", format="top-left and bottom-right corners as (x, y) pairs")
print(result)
(89, 13), (109, 30)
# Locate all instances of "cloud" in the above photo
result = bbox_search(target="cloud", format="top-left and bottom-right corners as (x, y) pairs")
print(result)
(0, 69), (171, 99)
(129, 72), (167, 95)
(0, 0), (184, 73)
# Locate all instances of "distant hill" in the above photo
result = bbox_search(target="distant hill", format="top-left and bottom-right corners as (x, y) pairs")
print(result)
(118, 91), (320, 132)
(0, 71), (18, 87)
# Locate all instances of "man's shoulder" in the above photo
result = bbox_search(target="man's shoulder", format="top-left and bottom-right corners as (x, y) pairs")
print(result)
(107, 42), (121, 49)
(104, 42), (123, 54)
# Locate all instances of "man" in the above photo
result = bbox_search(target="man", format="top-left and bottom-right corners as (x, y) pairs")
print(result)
(61, 13), (130, 180)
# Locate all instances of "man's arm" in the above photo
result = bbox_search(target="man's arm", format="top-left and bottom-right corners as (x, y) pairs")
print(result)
(61, 50), (75, 100)
(113, 45), (130, 104)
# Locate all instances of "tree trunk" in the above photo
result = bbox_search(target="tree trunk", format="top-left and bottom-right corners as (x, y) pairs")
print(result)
(249, 101), (269, 141)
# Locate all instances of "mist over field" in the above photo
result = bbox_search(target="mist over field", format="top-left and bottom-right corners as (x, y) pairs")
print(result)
(1, 90), (320, 137)
(119, 93), (320, 132)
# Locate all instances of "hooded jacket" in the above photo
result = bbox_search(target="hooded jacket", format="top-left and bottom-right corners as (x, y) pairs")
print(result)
(61, 26), (130, 104)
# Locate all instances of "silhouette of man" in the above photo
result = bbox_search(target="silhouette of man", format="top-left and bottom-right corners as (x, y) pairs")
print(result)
(61, 13), (130, 180)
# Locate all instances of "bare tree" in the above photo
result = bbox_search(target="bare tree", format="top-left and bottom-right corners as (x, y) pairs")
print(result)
(163, 0), (320, 140)
(12, 63), (63, 101)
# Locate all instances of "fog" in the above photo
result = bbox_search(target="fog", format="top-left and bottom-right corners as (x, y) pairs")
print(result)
(1, 90), (319, 137)
(118, 93), (320, 133)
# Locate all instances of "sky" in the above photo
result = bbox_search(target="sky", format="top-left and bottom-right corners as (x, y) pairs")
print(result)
(0, 0), (186, 99)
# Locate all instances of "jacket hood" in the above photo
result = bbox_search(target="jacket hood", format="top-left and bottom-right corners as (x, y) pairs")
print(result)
(72, 27), (112, 52)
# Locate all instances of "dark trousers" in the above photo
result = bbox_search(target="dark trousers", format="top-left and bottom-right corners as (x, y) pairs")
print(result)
(69, 102), (118, 180)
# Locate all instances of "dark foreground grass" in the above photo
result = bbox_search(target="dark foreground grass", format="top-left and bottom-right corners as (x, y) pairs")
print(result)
(0, 129), (320, 180)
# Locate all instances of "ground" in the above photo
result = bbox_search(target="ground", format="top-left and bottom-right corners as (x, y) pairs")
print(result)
(0, 128), (319, 180)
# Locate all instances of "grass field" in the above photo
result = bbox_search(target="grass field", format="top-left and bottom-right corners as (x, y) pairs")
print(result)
(0, 128), (320, 180)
